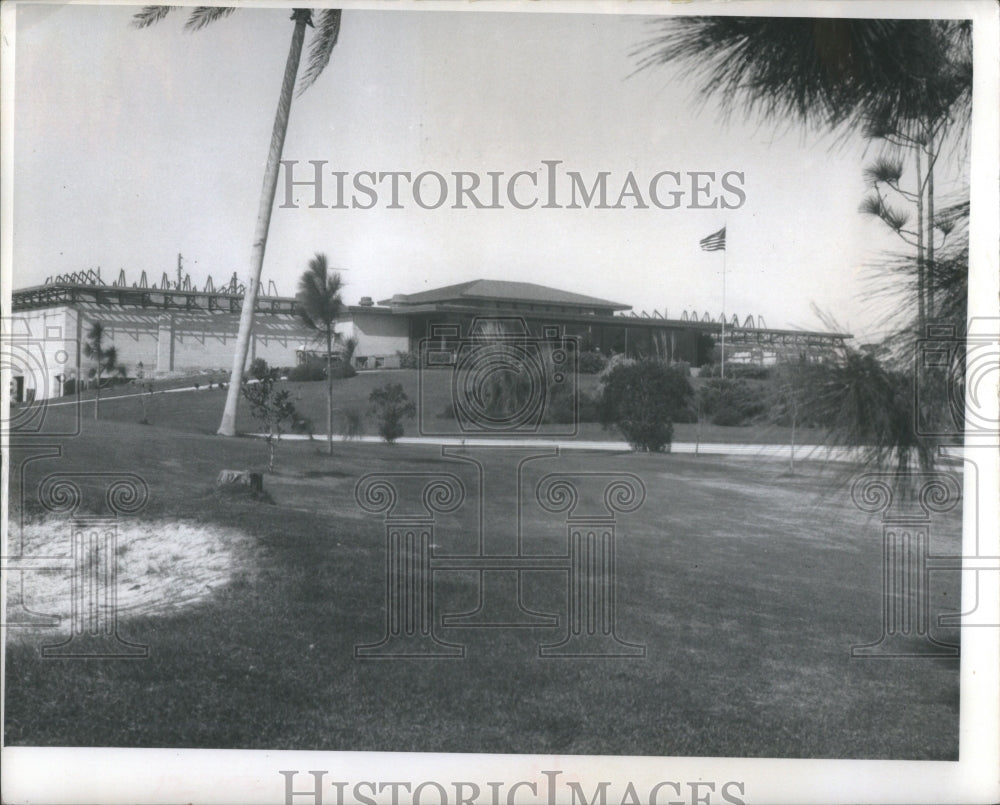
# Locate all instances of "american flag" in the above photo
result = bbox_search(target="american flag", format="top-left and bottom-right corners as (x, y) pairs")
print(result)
(699, 226), (726, 252)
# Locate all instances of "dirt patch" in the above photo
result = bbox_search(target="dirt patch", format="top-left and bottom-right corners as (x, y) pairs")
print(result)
(4, 518), (259, 641)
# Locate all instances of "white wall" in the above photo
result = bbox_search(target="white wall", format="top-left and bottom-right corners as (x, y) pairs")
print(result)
(10, 304), (413, 399)
(5, 306), (75, 400)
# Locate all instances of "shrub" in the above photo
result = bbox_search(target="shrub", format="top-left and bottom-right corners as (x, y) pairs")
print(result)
(542, 386), (600, 425)
(697, 377), (767, 426)
(598, 353), (635, 383)
(711, 407), (745, 427)
(287, 362), (326, 382)
(248, 357), (270, 381)
(397, 351), (419, 370)
(338, 407), (364, 440)
(578, 351), (607, 375)
(287, 359), (355, 381)
(542, 382), (576, 425)
(576, 390), (600, 423)
(329, 361), (356, 379)
(699, 363), (771, 380)
(63, 378), (77, 396)
(369, 382), (416, 444)
(290, 412), (314, 438)
(598, 359), (693, 452)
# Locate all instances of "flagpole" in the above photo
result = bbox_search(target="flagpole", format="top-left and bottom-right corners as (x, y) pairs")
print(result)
(721, 226), (726, 380)
(698, 225), (727, 378)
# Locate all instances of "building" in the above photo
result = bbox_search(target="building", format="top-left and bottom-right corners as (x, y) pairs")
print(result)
(8, 270), (851, 401)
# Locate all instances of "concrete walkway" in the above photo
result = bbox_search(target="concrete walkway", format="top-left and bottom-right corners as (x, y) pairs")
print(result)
(264, 432), (868, 463)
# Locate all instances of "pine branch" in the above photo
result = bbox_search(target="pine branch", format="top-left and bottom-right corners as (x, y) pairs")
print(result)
(864, 156), (904, 185)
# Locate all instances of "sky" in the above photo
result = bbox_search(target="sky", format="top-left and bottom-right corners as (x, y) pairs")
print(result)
(9, 2), (973, 342)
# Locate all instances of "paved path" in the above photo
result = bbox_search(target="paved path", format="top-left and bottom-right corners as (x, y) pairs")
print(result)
(263, 432), (868, 463)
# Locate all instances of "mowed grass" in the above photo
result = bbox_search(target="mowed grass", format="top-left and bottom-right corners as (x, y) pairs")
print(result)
(60, 369), (818, 446)
(3, 408), (961, 757)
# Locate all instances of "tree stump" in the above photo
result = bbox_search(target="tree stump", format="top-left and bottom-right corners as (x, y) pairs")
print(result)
(216, 470), (263, 494)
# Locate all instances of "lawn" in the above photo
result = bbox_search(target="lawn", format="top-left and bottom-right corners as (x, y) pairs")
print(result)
(57, 368), (819, 447)
(2, 409), (962, 758)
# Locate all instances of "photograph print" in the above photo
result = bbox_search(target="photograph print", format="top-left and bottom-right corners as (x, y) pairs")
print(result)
(2, 2), (998, 804)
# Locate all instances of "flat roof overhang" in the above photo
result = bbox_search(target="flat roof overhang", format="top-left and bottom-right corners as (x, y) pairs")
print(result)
(375, 302), (851, 341)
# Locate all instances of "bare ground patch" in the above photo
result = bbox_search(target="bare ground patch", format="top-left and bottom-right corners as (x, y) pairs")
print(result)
(5, 518), (260, 642)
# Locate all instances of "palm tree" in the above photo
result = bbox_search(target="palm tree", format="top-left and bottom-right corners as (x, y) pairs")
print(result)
(296, 253), (345, 456)
(133, 6), (343, 436)
(83, 322), (125, 420)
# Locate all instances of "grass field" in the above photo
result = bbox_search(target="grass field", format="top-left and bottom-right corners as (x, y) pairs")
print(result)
(3, 400), (962, 757)
(57, 368), (818, 447)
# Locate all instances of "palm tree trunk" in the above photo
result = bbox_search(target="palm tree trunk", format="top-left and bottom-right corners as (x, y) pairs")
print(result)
(218, 12), (309, 436)
(94, 367), (101, 420)
(326, 327), (333, 456)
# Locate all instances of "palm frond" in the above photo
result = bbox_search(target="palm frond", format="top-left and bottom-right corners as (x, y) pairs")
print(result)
(295, 252), (345, 331)
(132, 6), (174, 29)
(298, 9), (342, 96)
(184, 6), (236, 32)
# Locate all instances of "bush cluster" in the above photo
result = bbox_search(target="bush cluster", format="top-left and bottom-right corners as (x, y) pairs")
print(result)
(286, 359), (356, 382)
(598, 359), (693, 452)
(697, 377), (767, 426)
(699, 363), (771, 380)
(287, 362), (326, 382)
(577, 351), (607, 375)
(396, 351), (420, 369)
(369, 382), (416, 444)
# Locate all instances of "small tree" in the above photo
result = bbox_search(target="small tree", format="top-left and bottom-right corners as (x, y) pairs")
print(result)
(134, 361), (155, 424)
(82, 322), (125, 419)
(296, 253), (345, 456)
(242, 359), (299, 472)
(768, 359), (816, 474)
(598, 360), (693, 452)
(368, 382), (416, 444)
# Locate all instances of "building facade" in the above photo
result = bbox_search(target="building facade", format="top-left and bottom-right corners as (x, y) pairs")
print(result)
(9, 274), (850, 401)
